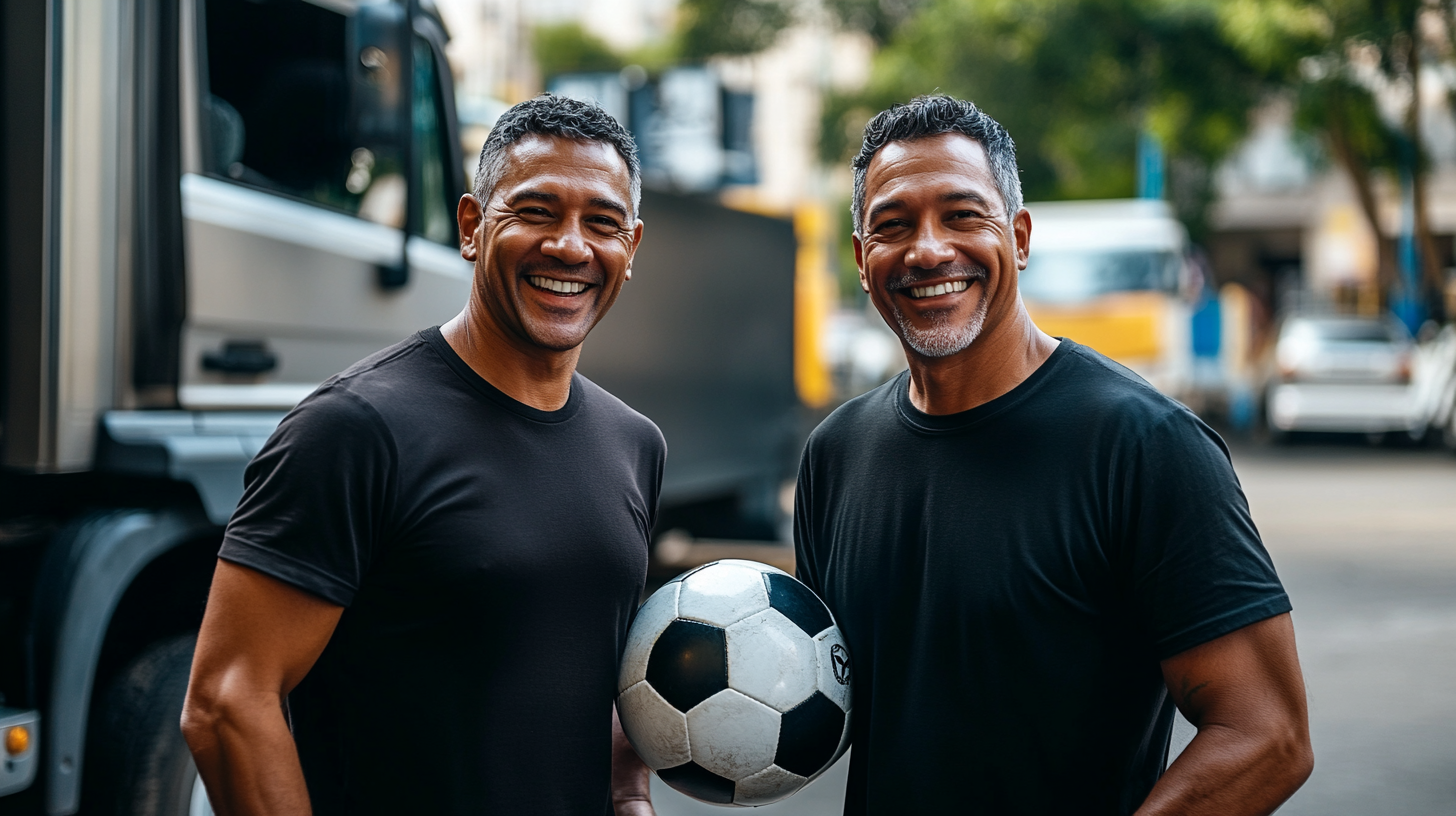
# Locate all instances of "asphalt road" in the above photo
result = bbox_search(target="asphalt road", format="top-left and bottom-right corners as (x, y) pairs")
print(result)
(651, 437), (1456, 815)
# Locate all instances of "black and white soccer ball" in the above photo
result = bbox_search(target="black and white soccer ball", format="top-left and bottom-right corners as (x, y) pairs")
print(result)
(617, 559), (852, 807)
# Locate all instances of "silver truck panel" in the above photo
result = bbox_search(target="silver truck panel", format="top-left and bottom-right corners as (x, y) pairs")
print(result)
(180, 174), (471, 406)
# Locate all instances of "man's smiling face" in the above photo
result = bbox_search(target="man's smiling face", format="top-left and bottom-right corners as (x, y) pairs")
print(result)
(464, 134), (641, 352)
(854, 132), (1030, 360)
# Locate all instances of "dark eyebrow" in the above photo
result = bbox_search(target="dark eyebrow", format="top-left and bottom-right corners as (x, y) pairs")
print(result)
(942, 190), (993, 210)
(507, 189), (629, 221)
(507, 189), (559, 207)
(866, 198), (905, 227)
(588, 196), (629, 221)
(867, 190), (998, 228)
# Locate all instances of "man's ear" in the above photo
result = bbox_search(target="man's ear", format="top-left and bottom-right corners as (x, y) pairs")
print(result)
(852, 233), (869, 292)
(1013, 207), (1032, 270)
(625, 218), (645, 281)
(458, 195), (483, 262)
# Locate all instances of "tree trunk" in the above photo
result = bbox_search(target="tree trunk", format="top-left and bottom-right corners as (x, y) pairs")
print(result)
(1407, 31), (1444, 302)
(1326, 99), (1391, 291)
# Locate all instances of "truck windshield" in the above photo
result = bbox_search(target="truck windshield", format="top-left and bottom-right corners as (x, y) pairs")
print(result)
(1019, 250), (1181, 303)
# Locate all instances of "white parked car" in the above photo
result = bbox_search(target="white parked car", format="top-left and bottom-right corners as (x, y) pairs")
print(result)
(1265, 315), (1420, 439)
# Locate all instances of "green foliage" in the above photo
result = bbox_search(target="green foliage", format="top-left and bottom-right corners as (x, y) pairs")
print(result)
(677, 0), (795, 59)
(821, 0), (1277, 237)
(822, 0), (927, 44)
(533, 22), (624, 80)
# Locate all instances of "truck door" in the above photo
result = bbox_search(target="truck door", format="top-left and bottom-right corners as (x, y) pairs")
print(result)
(180, 0), (470, 410)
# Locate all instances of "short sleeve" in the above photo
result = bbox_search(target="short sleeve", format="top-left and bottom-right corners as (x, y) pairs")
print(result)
(1123, 409), (1291, 659)
(218, 386), (396, 606)
(793, 439), (822, 598)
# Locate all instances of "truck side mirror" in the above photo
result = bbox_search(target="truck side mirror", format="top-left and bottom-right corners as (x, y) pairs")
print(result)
(348, 3), (409, 147)
(348, 2), (413, 289)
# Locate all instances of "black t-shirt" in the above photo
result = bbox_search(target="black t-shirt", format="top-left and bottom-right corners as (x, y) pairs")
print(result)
(219, 327), (665, 816)
(794, 340), (1290, 816)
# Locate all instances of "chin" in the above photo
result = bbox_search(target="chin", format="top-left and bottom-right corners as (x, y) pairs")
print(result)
(522, 323), (592, 352)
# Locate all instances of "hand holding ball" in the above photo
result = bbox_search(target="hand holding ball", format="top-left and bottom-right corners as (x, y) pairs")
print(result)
(617, 560), (852, 806)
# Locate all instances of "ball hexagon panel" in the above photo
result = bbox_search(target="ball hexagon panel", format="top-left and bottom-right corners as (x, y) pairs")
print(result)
(764, 573), (834, 638)
(617, 681), (690, 771)
(646, 619), (728, 712)
(774, 691), (846, 778)
(733, 764), (808, 806)
(814, 628), (852, 712)
(619, 582), (680, 693)
(677, 562), (771, 628)
(685, 689), (781, 782)
(657, 762), (736, 805)
(725, 608), (818, 713)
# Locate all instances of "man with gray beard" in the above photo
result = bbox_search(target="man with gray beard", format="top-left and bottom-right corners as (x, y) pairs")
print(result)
(794, 95), (1312, 814)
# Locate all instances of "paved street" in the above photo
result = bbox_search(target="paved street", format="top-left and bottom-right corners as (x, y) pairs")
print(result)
(652, 438), (1456, 815)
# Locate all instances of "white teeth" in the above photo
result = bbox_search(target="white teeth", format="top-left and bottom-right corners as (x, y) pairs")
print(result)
(908, 279), (971, 298)
(528, 276), (587, 294)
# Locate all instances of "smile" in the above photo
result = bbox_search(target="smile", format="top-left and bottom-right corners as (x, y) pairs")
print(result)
(527, 276), (590, 295)
(907, 280), (971, 299)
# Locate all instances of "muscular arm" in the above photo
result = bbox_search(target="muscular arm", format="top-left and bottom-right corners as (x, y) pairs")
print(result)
(1135, 613), (1313, 816)
(182, 560), (344, 816)
(611, 704), (654, 815)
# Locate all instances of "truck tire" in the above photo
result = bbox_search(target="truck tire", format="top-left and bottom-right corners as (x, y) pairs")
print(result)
(85, 635), (214, 816)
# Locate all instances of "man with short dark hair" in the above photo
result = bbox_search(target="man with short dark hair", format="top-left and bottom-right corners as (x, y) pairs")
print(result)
(182, 95), (660, 816)
(795, 95), (1313, 815)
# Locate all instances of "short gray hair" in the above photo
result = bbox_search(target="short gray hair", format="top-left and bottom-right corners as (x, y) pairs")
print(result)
(472, 94), (642, 218)
(851, 95), (1022, 233)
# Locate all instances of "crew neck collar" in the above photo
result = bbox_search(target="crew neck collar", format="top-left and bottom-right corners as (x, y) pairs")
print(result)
(894, 338), (1072, 434)
(422, 326), (583, 424)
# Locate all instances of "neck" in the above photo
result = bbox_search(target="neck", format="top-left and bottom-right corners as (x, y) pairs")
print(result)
(904, 297), (1059, 415)
(440, 299), (580, 412)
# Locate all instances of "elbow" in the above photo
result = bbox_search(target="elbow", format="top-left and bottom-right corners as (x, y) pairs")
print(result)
(1266, 719), (1315, 795)
(180, 683), (228, 757)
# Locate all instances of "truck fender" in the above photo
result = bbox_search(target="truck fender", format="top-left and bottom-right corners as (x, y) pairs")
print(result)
(30, 509), (214, 816)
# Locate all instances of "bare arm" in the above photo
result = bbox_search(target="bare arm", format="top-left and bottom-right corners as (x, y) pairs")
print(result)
(612, 704), (654, 816)
(1135, 613), (1313, 816)
(182, 560), (344, 816)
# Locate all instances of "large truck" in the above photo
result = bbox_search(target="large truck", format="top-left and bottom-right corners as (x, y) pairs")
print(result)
(0, 1), (807, 813)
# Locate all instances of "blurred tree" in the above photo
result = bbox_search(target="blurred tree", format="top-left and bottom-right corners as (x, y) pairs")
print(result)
(533, 22), (624, 80)
(677, 0), (795, 58)
(822, 0), (927, 44)
(820, 0), (1281, 241)
(1219, 0), (1448, 306)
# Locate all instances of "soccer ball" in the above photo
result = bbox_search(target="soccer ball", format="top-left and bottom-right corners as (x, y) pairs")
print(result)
(617, 559), (852, 807)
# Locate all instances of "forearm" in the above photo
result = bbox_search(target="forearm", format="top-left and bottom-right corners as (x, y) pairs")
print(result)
(1134, 720), (1312, 816)
(183, 691), (312, 816)
(611, 705), (653, 816)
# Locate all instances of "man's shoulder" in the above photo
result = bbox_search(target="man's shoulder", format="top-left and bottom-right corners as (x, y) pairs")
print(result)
(1054, 341), (1224, 456)
(278, 332), (439, 439)
(574, 373), (668, 454)
(329, 331), (440, 395)
(806, 372), (903, 451)
(1054, 341), (1190, 424)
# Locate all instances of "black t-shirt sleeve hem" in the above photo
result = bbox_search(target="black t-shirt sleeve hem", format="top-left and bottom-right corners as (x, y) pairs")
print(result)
(219, 536), (358, 607)
(1154, 594), (1293, 660)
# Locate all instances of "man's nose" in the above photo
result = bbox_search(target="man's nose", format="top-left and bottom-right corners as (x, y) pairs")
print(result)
(540, 221), (593, 266)
(903, 221), (956, 270)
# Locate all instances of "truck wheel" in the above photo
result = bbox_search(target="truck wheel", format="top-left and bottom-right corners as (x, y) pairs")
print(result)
(85, 635), (214, 816)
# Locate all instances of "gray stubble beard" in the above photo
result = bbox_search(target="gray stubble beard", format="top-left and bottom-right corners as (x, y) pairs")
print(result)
(892, 287), (991, 358)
